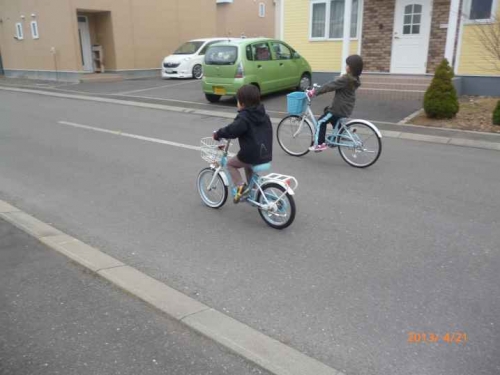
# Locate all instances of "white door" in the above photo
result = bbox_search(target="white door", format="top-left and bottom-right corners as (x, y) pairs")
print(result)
(390, 0), (432, 74)
(77, 16), (93, 72)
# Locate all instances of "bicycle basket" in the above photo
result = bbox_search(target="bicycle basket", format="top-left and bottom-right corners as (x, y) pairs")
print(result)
(286, 91), (307, 115)
(200, 137), (224, 163)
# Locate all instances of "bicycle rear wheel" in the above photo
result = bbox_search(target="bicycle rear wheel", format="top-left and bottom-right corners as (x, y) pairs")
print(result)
(277, 115), (313, 157)
(256, 183), (296, 229)
(337, 122), (382, 168)
(197, 168), (228, 208)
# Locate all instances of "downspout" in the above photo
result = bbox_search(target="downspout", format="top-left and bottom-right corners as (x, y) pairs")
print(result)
(444, 0), (461, 65)
(341, 0), (353, 74)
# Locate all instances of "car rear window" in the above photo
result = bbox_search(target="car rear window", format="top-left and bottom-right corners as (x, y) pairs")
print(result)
(205, 46), (238, 65)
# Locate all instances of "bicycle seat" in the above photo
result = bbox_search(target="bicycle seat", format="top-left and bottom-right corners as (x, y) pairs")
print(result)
(252, 162), (271, 173)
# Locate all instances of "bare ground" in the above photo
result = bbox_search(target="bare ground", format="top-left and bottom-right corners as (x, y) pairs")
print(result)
(411, 96), (500, 133)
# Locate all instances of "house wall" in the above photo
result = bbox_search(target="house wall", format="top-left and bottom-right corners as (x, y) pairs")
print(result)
(283, 0), (359, 72)
(457, 0), (500, 76)
(216, 0), (275, 38)
(0, 0), (216, 78)
(427, 0), (450, 72)
(361, 0), (394, 72)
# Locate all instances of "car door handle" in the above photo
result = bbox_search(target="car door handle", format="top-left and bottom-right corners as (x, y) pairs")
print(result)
(279, 63), (284, 66)
(257, 65), (262, 68)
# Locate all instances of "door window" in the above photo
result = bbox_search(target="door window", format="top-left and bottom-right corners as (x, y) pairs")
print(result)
(271, 42), (292, 60)
(402, 4), (422, 35)
(252, 43), (271, 61)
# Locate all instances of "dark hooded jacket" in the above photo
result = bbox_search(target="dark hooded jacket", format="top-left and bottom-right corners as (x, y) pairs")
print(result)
(315, 73), (361, 117)
(215, 104), (273, 165)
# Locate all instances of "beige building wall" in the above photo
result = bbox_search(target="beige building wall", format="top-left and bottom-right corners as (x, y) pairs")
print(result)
(216, 0), (275, 38)
(0, 0), (216, 75)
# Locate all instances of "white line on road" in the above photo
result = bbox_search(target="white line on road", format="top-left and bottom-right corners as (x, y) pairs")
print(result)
(118, 94), (289, 115)
(116, 80), (199, 95)
(58, 121), (201, 151)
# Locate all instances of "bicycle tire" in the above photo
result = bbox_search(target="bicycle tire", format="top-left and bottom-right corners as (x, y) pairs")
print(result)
(197, 168), (228, 208)
(337, 122), (382, 168)
(276, 115), (314, 157)
(256, 183), (296, 229)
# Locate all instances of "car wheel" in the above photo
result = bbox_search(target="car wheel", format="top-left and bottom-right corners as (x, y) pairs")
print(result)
(192, 64), (203, 79)
(298, 73), (311, 91)
(205, 93), (221, 103)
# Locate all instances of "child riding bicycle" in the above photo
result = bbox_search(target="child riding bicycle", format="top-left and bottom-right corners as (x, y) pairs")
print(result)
(213, 85), (273, 203)
(307, 54), (364, 152)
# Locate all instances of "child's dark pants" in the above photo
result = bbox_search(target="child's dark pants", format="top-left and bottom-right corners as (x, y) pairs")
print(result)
(227, 156), (253, 187)
(316, 112), (342, 145)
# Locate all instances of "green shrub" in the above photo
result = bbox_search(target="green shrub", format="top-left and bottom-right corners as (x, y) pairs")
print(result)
(424, 59), (459, 119)
(493, 100), (500, 125)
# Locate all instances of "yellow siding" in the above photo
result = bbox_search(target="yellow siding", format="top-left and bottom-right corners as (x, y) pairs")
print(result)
(283, 0), (358, 72)
(458, 2), (500, 76)
(458, 25), (500, 75)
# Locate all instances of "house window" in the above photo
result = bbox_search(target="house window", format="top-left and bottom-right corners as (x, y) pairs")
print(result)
(31, 21), (39, 39)
(402, 4), (422, 35)
(310, 0), (359, 39)
(469, 0), (494, 20)
(259, 3), (266, 17)
(15, 23), (24, 40)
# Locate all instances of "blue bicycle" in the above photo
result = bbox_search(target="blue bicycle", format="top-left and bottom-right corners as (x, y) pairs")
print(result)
(197, 137), (298, 229)
(276, 85), (382, 168)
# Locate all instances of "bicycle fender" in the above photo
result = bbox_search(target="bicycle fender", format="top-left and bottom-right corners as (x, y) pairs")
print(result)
(262, 180), (295, 196)
(217, 170), (230, 187)
(345, 119), (382, 138)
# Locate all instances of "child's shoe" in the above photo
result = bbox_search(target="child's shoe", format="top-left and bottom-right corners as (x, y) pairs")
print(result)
(308, 143), (327, 152)
(233, 183), (248, 204)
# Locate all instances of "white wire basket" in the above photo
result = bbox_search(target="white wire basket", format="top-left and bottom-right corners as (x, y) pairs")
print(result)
(200, 137), (224, 163)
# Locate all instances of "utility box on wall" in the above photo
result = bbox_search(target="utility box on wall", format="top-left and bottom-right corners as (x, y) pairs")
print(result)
(92, 45), (104, 73)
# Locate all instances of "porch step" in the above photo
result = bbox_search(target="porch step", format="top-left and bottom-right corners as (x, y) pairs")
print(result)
(358, 74), (431, 100)
(79, 73), (123, 83)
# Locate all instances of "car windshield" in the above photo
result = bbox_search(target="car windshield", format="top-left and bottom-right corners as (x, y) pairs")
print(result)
(174, 41), (204, 55)
(204, 46), (238, 65)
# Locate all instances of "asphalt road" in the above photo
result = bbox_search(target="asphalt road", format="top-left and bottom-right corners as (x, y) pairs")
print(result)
(1, 90), (499, 375)
(0, 218), (269, 375)
(0, 76), (423, 123)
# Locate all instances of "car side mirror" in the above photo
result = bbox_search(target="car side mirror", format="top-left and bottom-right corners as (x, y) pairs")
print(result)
(292, 52), (300, 59)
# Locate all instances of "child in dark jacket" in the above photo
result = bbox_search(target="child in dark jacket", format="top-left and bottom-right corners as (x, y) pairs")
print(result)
(213, 85), (273, 203)
(308, 54), (364, 152)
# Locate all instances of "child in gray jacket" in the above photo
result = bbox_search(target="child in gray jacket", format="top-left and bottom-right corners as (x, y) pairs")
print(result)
(307, 54), (364, 152)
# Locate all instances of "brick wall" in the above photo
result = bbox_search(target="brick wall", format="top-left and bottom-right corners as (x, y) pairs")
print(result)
(362, 0), (396, 72)
(427, 0), (451, 72)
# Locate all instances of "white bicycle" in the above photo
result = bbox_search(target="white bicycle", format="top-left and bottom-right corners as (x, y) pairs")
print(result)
(197, 137), (298, 229)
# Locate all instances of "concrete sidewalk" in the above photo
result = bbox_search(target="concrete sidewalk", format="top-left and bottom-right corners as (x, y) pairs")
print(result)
(0, 200), (343, 375)
(0, 215), (270, 375)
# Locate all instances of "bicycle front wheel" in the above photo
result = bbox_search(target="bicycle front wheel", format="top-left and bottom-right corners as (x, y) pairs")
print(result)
(277, 115), (313, 157)
(257, 183), (296, 229)
(197, 168), (228, 208)
(337, 122), (382, 168)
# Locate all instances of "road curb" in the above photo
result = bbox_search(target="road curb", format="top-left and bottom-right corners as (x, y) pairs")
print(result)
(0, 199), (344, 375)
(1, 85), (499, 152)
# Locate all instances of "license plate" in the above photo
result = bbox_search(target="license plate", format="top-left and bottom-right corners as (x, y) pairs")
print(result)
(214, 87), (226, 95)
(165, 69), (173, 74)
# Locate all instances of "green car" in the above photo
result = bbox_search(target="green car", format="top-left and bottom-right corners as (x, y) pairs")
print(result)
(202, 38), (312, 103)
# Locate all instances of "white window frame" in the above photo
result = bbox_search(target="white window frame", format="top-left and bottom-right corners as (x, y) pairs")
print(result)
(309, 0), (362, 41)
(464, 0), (498, 24)
(259, 2), (266, 17)
(15, 22), (24, 40)
(31, 21), (39, 39)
